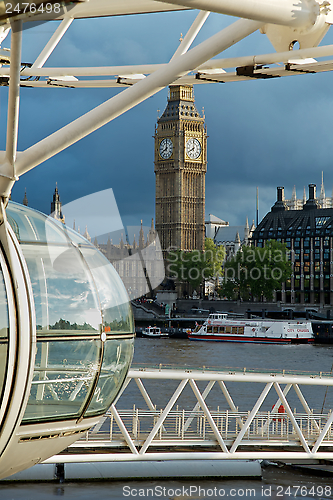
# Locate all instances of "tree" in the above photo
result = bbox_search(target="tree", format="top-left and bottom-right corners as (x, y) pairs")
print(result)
(166, 238), (225, 291)
(219, 240), (291, 301)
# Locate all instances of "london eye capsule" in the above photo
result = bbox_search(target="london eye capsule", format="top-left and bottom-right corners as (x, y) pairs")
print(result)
(0, 202), (134, 479)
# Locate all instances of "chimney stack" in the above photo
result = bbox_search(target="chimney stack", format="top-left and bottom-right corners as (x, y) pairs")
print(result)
(277, 186), (285, 202)
(303, 183), (318, 210)
(308, 183), (316, 200)
(272, 186), (287, 212)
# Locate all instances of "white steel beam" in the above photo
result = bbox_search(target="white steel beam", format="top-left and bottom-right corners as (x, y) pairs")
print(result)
(4, 20), (22, 191)
(44, 451), (333, 463)
(155, 0), (319, 27)
(109, 404), (139, 455)
(135, 378), (157, 412)
(1, 43), (332, 79)
(32, 17), (74, 69)
(171, 10), (210, 59)
(312, 410), (333, 453)
(14, 18), (262, 179)
(0, 64), (165, 77)
(293, 383), (320, 431)
(184, 380), (215, 432)
(217, 380), (239, 412)
(199, 44), (333, 70)
(260, 383), (292, 433)
(189, 379), (229, 453)
(230, 382), (273, 453)
(134, 378), (167, 431)
(127, 367), (333, 387)
(274, 382), (311, 454)
(1, 43), (332, 83)
(139, 378), (188, 454)
(217, 380), (244, 430)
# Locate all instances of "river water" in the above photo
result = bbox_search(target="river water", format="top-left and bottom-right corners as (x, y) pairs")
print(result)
(3, 339), (333, 500)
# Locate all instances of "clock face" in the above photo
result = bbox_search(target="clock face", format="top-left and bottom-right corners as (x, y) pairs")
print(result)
(159, 138), (173, 159)
(186, 138), (201, 160)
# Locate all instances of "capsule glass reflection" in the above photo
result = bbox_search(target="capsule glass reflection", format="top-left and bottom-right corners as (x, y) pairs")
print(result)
(6, 202), (134, 424)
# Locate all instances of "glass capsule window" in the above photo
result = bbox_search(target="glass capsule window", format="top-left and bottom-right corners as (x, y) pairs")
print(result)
(6, 202), (134, 424)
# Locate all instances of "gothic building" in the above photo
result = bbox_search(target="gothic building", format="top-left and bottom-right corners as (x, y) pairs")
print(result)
(154, 85), (207, 252)
(96, 219), (162, 300)
(284, 173), (333, 210)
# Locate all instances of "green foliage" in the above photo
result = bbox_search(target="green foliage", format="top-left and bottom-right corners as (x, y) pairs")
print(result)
(49, 318), (96, 331)
(166, 238), (225, 291)
(219, 241), (292, 301)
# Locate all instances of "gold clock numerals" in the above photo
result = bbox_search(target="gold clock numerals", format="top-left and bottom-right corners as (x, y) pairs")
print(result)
(159, 138), (173, 159)
(186, 138), (201, 160)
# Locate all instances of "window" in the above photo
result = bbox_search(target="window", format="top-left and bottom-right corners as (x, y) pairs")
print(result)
(316, 217), (330, 228)
(7, 202), (134, 424)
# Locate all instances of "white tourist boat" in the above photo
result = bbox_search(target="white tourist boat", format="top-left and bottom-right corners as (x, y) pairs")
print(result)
(188, 313), (314, 344)
(142, 326), (169, 338)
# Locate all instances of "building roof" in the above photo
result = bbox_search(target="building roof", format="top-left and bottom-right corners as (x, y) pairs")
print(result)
(206, 213), (228, 225)
(158, 85), (204, 123)
(215, 225), (247, 244)
(252, 185), (333, 240)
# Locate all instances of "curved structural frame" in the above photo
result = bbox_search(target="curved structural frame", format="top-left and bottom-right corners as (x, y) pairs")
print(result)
(0, 204), (36, 468)
(0, 0), (333, 479)
(0, 201), (135, 479)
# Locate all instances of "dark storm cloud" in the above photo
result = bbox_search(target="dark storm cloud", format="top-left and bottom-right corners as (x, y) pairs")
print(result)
(5, 11), (333, 228)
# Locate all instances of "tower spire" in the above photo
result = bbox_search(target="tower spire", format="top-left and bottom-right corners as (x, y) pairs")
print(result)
(22, 188), (28, 206)
(50, 183), (65, 222)
(319, 170), (326, 207)
(139, 220), (145, 249)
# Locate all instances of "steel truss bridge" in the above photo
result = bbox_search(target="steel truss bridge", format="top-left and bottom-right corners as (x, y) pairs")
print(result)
(44, 365), (333, 464)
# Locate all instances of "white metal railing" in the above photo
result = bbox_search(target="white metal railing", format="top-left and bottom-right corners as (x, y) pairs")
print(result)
(87, 407), (333, 445)
(45, 364), (333, 462)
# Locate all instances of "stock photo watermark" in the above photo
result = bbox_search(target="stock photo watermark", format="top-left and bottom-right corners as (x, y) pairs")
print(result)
(122, 484), (333, 498)
(166, 245), (292, 283)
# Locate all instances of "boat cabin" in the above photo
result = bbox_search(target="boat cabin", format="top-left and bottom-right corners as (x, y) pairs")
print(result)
(208, 313), (228, 321)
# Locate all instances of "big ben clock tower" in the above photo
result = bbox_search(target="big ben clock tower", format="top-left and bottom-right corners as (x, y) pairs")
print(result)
(154, 85), (207, 252)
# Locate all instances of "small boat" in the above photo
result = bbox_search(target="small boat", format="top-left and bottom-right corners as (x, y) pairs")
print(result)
(142, 326), (169, 338)
(188, 313), (314, 344)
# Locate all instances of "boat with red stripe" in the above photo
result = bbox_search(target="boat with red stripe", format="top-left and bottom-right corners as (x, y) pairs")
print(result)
(188, 313), (314, 344)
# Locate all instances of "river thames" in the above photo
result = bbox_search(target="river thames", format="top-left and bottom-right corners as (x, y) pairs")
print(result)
(3, 338), (333, 499)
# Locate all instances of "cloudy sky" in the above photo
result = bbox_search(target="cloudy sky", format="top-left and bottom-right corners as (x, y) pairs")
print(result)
(2, 9), (333, 232)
